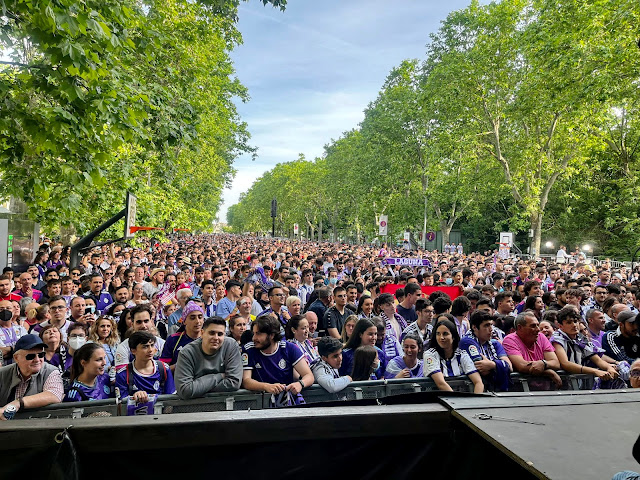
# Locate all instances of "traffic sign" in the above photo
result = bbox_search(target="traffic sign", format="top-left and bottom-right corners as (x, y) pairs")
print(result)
(379, 215), (388, 236)
(427, 231), (436, 242)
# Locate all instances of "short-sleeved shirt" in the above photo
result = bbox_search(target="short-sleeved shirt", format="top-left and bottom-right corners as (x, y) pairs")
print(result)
(384, 356), (423, 379)
(502, 332), (555, 362)
(396, 304), (417, 324)
(401, 321), (432, 345)
(423, 348), (477, 378)
(64, 373), (113, 402)
(115, 361), (176, 397)
(159, 331), (198, 365)
(324, 306), (355, 334)
(242, 340), (305, 385)
(215, 297), (237, 320)
(459, 334), (508, 363)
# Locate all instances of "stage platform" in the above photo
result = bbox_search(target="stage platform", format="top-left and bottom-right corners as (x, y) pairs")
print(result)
(1, 390), (638, 479)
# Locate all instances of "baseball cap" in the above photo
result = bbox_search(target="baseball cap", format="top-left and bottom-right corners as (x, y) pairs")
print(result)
(14, 334), (47, 352)
(618, 311), (637, 324)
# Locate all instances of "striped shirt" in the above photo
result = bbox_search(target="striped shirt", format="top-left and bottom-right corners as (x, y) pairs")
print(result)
(423, 348), (477, 378)
(15, 368), (64, 402)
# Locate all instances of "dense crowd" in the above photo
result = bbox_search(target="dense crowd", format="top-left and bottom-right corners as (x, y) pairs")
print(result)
(0, 234), (639, 418)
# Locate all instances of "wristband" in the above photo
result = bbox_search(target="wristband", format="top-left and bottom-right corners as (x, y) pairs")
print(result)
(542, 359), (548, 370)
(19, 397), (24, 410)
(298, 379), (305, 389)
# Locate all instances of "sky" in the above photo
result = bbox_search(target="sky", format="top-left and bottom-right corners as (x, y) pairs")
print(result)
(219, 0), (474, 221)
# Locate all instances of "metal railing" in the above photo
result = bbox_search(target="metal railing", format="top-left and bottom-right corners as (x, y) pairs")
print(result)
(12, 371), (602, 421)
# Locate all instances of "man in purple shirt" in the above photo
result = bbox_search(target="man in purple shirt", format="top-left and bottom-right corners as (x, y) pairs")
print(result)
(241, 314), (314, 396)
(586, 308), (606, 349)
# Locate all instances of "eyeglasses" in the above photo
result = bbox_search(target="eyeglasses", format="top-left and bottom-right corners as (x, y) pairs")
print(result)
(25, 351), (46, 360)
(271, 293), (286, 297)
(50, 305), (67, 311)
(630, 370), (640, 378)
(69, 333), (86, 339)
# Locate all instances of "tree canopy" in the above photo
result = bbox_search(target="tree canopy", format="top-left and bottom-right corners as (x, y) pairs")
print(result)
(228, 0), (640, 258)
(0, 0), (285, 240)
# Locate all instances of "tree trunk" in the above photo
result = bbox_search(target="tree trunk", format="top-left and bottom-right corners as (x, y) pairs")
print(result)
(530, 211), (543, 258)
(318, 217), (323, 242)
(441, 222), (452, 245)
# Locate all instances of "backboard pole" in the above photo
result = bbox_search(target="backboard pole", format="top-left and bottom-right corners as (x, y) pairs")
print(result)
(69, 208), (126, 267)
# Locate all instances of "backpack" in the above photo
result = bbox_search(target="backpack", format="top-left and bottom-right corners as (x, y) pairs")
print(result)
(126, 360), (167, 394)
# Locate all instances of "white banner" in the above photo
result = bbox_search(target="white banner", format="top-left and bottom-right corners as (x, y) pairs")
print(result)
(379, 215), (388, 236)
(294, 223), (299, 235)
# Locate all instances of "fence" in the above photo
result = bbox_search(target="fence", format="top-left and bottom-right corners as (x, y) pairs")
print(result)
(13, 371), (600, 421)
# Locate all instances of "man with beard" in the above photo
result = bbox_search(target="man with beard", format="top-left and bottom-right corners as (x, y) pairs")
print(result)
(241, 315), (314, 398)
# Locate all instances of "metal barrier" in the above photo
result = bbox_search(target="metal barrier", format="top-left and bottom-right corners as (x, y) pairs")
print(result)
(12, 371), (607, 421)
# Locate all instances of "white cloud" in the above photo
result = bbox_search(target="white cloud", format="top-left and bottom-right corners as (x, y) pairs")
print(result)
(219, 0), (475, 220)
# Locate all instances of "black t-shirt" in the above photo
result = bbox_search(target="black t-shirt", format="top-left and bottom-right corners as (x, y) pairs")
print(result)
(396, 304), (417, 324)
(324, 306), (355, 334)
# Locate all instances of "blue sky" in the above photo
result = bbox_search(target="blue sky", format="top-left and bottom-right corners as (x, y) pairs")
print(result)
(220, 0), (474, 221)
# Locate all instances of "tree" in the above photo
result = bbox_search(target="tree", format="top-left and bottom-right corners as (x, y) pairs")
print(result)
(0, 0), (285, 236)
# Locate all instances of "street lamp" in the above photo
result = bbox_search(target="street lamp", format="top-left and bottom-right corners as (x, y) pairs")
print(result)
(545, 241), (554, 249)
(583, 244), (592, 252)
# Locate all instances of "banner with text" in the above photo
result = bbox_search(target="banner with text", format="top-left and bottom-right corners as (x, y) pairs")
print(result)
(383, 257), (432, 268)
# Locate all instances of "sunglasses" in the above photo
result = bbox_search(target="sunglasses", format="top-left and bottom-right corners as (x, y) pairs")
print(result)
(630, 370), (640, 378)
(25, 351), (46, 360)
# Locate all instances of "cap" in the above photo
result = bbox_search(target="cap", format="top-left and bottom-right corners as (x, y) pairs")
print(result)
(150, 268), (165, 278)
(14, 334), (47, 352)
(618, 311), (637, 324)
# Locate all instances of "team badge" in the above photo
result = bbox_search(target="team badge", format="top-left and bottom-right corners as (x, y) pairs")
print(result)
(278, 359), (287, 369)
(469, 345), (479, 357)
(153, 380), (160, 391)
(104, 385), (111, 394)
(242, 353), (248, 366)
(426, 357), (434, 365)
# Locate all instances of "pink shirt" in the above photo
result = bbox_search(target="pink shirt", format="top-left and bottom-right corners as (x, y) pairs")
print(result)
(502, 332), (554, 362)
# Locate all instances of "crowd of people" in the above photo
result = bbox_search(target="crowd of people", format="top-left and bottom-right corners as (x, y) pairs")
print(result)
(0, 234), (639, 418)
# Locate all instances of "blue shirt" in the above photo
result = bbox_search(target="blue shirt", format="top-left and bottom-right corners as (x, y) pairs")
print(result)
(216, 297), (236, 319)
(339, 345), (387, 379)
(115, 361), (176, 397)
(64, 373), (113, 402)
(160, 331), (197, 365)
(242, 340), (304, 385)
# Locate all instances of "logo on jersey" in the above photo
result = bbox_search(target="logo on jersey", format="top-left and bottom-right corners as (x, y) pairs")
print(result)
(633, 344), (638, 353)
(469, 345), (479, 357)
(278, 359), (287, 369)
(242, 353), (248, 366)
(153, 380), (160, 391)
(426, 357), (434, 365)
(103, 385), (111, 395)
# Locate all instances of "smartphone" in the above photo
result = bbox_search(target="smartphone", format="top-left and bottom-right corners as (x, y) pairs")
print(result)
(85, 306), (95, 315)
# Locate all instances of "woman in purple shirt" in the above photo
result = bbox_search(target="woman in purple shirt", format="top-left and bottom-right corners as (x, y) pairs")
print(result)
(64, 343), (113, 401)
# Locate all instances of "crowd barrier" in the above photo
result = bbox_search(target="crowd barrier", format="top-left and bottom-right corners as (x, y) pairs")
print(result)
(13, 371), (600, 420)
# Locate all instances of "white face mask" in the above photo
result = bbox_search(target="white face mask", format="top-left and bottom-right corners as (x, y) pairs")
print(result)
(69, 337), (86, 350)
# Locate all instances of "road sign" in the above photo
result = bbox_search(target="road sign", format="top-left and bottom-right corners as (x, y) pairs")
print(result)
(379, 215), (388, 236)
(125, 192), (137, 239)
(427, 231), (436, 242)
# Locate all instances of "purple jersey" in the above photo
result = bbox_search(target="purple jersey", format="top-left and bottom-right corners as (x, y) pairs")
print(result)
(159, 331), (197, 365)
(49, 349), (73, 373)
(242, 340), (305, 385)
(384, 356), (423, 379)
(115, 361), (176, 397)
(64, 373), (113, 402)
